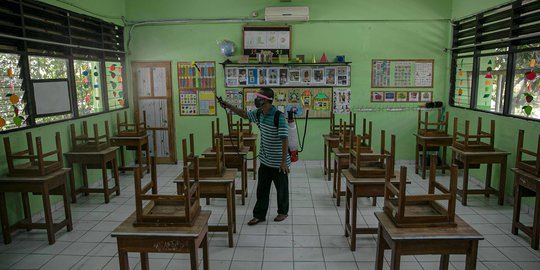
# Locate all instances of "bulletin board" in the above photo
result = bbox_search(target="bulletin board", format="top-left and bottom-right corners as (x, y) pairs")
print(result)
(371, 59), (434, 88)
(243, 87), (333, 119)
(178, 61), (217, 116)
(242, 25), (291, 59)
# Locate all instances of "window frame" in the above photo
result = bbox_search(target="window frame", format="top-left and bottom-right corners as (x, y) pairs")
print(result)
(0, 0), (127, 134)
(449, 0), (540, 122)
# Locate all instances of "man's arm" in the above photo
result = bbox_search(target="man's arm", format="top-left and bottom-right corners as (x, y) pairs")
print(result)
(220, 100), (248, 119)
(280, 137), (290, 174)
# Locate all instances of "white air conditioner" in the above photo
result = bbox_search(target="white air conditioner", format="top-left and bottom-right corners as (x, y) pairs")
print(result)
(265, 6), (309, 22)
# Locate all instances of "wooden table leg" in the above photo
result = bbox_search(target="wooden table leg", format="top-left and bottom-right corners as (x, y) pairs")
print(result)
(328, 150), (333, 182)
(140, 252), (149, 270)
(442, 146), (448, 174)
(464, 240), (479, 270)
(232, 182), (237, 234)
(462, 161), (469, 206)
(41, 186), (55, 244)
(226, 183), (234, 247)
(69, 162), (77, 203)
(422, 142), (427, 179)
(375, 225), (385, 270)
(145, 143), (150, 174)
(498, 158), (507, 205)
(117, 244), (129, 270)
(344, 183), (350, 238)
(333, 159), (337, 198)
(102, 160), (110, 204)
(82, 164), (89, 196)
(327, 144), (332, 181)
(62, 180), (73, 231)
(532, 190), (540, 249)
(415, 140), (420, 175)
(0, 192), (11, 244)
(440, 254), (450, 270)
(351, 187), (358, 251)
(113, 158), (120, 196)
(241, 160), (246, 205)
(324, 141), (328, 175)
(21, 192), (32, 230)
(120, 146), (126, 173)
(203, 233), (209, 270)
(485, 163), (493, 198)
(390, 244), (401, 270)
(336, 165), (342, 206)
(190, 241), (199, 270)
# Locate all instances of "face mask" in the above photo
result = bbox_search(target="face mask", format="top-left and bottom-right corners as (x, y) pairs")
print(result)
(254, 97), (264, 108)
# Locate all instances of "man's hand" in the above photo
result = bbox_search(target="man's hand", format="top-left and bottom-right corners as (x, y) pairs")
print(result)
(279, 161), (290, 174)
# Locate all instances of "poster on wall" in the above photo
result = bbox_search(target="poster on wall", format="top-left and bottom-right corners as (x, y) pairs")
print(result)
(198, 90), (216, 115)
(180, 90), (197, 115)
(333, 88), (351, 113)
(225, 67), (238, 87)
(242, 25), (291, 58)
(225, 89), (243, 109)
(371, 59), (434, 88)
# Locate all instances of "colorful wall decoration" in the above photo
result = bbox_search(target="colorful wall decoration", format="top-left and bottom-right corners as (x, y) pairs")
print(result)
(178, 61), (217, 116)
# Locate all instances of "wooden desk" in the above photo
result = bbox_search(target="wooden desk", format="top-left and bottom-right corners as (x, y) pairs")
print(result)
(375, 212), (483, 270)
(343, 169), (400, 251)
(111, 211), (210, 270)
(203, 146), (249, 205)
(414, 134), (452, 179)
(332, 147), (349, 206)
(110, 135), (150, 174)
(64, 147), (120, 203)
(511, 168), (540, 250)
(176, 169), (237, 247)
(450, 146), (510, 206)
(323, 134), (340, 178)
(0, 169), (73, 244)
(242, 135), (257, 180)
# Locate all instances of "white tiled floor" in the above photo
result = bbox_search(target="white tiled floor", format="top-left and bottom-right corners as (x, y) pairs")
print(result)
(1, 160), (540, 269)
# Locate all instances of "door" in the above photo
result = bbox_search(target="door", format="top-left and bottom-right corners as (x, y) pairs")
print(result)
(131, 61), (176, 164)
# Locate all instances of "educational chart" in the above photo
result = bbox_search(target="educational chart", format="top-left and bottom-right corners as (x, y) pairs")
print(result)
(224, 65), (350, 87)
(371, 59), (434, 88)
(225, 89), (243, 110)
(178, 61), (217, 116)
(243, 26), (291, 58)
(243, 88), (333, 118)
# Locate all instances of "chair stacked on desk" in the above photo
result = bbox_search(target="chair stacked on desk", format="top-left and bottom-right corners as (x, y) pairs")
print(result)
(349, 130), (395, 180)
(512, 129), (540, 249)
(117, 110), (147, 137)
(452, 116), (495, 152)
(4, 132), (64, 176)
(414, 110), (452, 179)
(111, 111), (150, 174)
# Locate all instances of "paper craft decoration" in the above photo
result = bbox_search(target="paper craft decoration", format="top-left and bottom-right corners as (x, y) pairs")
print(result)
(372, 59), (434, 88)
(244, 88), (332, 118)
(320, 53), (328, 63)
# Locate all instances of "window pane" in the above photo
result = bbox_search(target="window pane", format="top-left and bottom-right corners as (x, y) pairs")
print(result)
(74, 60), (103, 116)
(29, 56), (68, 79)
(453, 57), (473, 108)
(510, 50), (540, 119)
(29, 55), (72, 123)
(105, 61), (125, 110)
(475, 55), (507, 113)
(0, 53), (27, 131)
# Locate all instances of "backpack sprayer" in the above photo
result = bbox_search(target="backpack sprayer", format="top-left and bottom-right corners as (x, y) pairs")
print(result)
(287, 107), (309, 162)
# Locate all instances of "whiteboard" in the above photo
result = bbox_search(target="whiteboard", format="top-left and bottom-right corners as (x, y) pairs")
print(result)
(33, 80), (71, 115)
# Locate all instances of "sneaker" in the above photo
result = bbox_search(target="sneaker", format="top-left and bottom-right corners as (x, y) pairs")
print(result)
(247, 218), (265, 226)
(274, 214), (288, 222)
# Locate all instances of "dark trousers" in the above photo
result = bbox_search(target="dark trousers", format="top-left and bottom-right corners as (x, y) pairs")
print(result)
(253, 163), (289, 220)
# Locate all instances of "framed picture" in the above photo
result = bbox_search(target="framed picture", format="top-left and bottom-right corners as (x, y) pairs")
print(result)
(247, 68), (258, 85)
(408, 91), (419, 102)
(396, 91), (408, 102)
(325, 67), (336, 85)
(279, 68), (288, 85)
(225, 67), (238, 87)
(384, 91), (396, 102)
(336, 66), (349, 86)
(371, 91), (384, 102)
(267, 68), (279, 85)
(243, 25), (291, 59)
(238, 68), (247, 86)
(288, 69), (300, 83)
(301, 69), (312, 84)
(420, 91), (433, 102)
(258, 68), (267, 85)
(313, 68), (325, 84)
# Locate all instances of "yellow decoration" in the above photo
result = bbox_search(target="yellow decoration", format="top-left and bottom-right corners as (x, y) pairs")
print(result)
(9, 94), (19, 104)
(459, 69), (463, 76)
(530, 59), (536, 68)
(7, 67), (13, 78)
(0, 118), (5, 128)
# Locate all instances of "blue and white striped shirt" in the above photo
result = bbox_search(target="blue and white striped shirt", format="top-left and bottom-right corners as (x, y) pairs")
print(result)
(247, 106), (291, 168)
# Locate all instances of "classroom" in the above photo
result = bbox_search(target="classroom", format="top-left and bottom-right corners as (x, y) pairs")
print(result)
(1, 0), (540, 269)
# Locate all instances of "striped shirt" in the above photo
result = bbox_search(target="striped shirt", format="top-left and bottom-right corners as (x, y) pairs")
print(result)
(247, 106), (291, 168)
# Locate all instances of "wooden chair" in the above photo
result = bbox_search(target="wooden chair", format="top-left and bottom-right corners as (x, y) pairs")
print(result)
(359, 118), (373, 149)
(116, 110), (147, 137)
(338, 120), (355, 152)
(516, 129), (540, 176)
(384, 154), (458, 228)
(417, 110), (449, 136)
(349, 130), (395, 178)
(227, 112), (253, 136)
(70, 121), (110, 152)
(133, 156), (200, 227)
(453, 117), (495, 151)
(213, 118), (244, 152)
(330, 111), (355, 137)
(183, 133), (226, 177)
(3, 132), (63, 176)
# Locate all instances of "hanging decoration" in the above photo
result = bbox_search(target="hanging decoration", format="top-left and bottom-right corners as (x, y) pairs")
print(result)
(523, 92), (534, 116)
(485, 60), (493, 79)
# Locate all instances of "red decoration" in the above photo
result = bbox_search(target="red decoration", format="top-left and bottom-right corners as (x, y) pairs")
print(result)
(319, 53), (328, 63)
(526, 71), (537, 81)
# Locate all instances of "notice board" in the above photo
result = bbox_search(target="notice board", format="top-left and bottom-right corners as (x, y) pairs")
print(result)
(371, 59), (434, 88)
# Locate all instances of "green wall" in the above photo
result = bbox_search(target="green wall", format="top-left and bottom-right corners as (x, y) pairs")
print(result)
(126, 0), (452, 161)
(0, 0), (128, 228)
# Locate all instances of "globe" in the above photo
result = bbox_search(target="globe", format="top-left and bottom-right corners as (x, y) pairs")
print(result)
(218, 40), (236, 58)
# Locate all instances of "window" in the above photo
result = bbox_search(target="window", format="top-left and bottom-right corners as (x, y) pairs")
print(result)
(74, 60), (103, 116)
(450, 0), (540, 121)
(510, 49), (540, 118)
(29, 56), (72, 124)
(0, 53), (27, 131)
(106, 61), (125, 110)
(475, 54), (507, 113)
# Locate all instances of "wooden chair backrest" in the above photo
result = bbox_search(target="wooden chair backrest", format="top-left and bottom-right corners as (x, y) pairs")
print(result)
(116, 110), (147, 137)
(359, 118), (373, 148)
(330, 111), (355, 136)
(227, 112), (252, 136)
(453, 117), (495, 151)
(3, 132), (63, 176)
(70, 121), (110, 151)
(183, 133), (225, 177)
(349, 130), (395, 178)
(516, 129), (540, 175)
(338, 119), (355, 151)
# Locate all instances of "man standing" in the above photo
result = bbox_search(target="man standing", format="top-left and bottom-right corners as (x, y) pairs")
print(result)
(219, 87), (290, 225)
